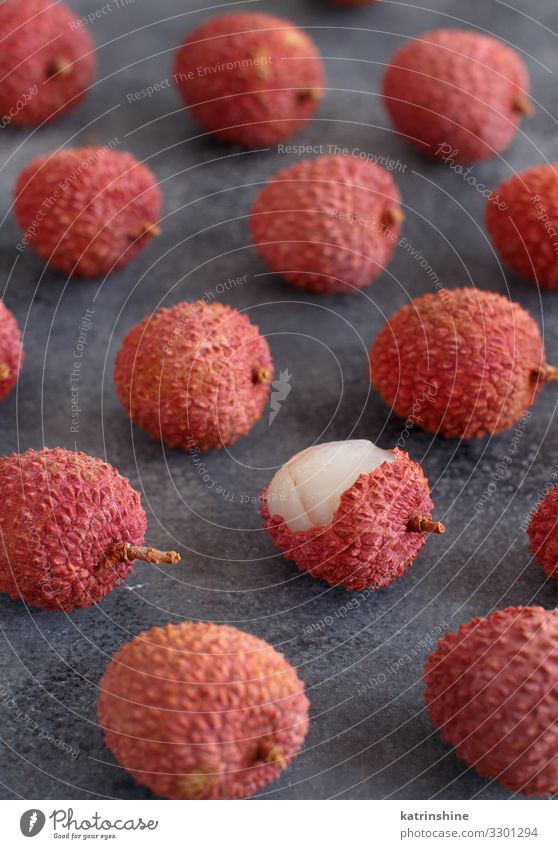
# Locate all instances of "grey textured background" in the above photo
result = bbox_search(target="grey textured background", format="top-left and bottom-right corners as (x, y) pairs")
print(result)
(1, 0), (558, 801)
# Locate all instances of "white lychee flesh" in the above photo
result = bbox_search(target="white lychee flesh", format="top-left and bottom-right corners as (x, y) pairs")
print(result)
(266, 440), (393, 532)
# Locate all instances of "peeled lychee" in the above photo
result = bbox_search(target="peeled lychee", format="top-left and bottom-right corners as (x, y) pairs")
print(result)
(0, 302), (23, 402)
(98, 621), (309, 800)
(0, 448), (179, 611)
(486, 165), (558, 289)
(0, 0), (95, 127)
(370, 288), (557, 439)
(14, 147), (161, 278)
(114, 301), (273, 452)
(173, 12), (324, 148)
(250, 155), (403, 293)
(261, 439), (444, 591)
(424, 606), (558, 797)
(383, 29), (532, 163)
(527, 483), (558, 583)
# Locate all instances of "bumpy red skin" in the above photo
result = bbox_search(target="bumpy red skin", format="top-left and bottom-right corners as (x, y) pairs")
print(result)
(14, 148), (161, 278)
(261, 449), (435, 591)
(0, 448), (146, 611)
(383, 29), (530, 163)
(0, 303), (23, 402)
(486, 165), (558, 289)
(0, 0), (95, 126)
(424, 607), (558, 797)
(174, 12), (324, 148)
(250, 155), (402, 293)
(528, 483), (558, 583)
(114, 301), (273, 452)
(370, 288), (546, 439)
(98, 621), (309, 800)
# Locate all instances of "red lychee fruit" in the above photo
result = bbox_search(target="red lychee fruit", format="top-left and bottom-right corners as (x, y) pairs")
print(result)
(14, 147), (161, 278)
(527, 483), (558, 583)
(0, 448), (179, 611)
(261, 439), (444, 591)
(114, 301), (273, 452)
(486, 165), (558, 289)
(424, 606), (558, 797)
(0, 0), (95, 126)
(0, 302), (23, 402)
(383, 29), (532, 163)
(370, 288), (557, 439)
(98, 621), (309, 800)
(250, 155), (403, 293)
(173, 12), (324, 148)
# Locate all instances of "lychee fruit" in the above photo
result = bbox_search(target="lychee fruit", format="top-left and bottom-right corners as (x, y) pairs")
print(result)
(114, 301), (273, 452)
(424, 606), (558, 797)
(98, 621), (309, 800)
(0, 0), (95, 126)
(14, 147), (161, 278)
(370, 288), (558, 439)
(383, 29), (532, 163)
(527, 483), (558, 584)
(173, 12), (324, 148)
(0, 447), (179, 611)
(250, 155), (403, 293)
(261, 439), (444, 591)
(0, 302), (23, 402)
(486, 165), (558, 289)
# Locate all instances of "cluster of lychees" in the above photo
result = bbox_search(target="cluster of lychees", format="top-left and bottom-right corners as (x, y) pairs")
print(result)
(1, 0), (558, 801)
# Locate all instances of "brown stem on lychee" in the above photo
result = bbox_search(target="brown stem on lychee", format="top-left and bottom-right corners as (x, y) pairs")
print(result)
(297, 88), (321, 102)
(513, 94), (535, 118)
(408, 514), (446, 535)
(260, 744), (284, 765)
(0, 363), (10, 381)
(253, 366), (272, 384)
(46, 57), (72, 79)
(537, 363), (558, 383)
(107, 542), (180, 566)
(130, 221), (161, 241)
(380, 207), (405, 229)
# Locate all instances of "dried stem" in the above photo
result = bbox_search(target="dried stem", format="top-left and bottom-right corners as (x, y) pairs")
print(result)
(107, 541), (180, 566)
(381, 207), (405, 229)
(408, 514), (445, 535)
(46, 57), (72, 78)
(253, 366), (272, 384)
(537, 363), (558, 383)
(513, 94), (534, 118)
(0, 363), (10, 381)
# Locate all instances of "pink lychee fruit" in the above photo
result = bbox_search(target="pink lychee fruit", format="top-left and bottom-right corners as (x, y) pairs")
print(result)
(486, 164), (558, 289)
(0, 447), (179, 611)
(114, 301), (273, 452)
(250, 154), (403, 293)
(173, 12), (324, 148)
(261, 439), (444, 591)
(527, 482), (558, 584)
(14, 147), (161, 278)
(0, 302), (23, 402)
(0, 0), (95, 126)
(98, 621), (309, 800)
(383, 29), (532, 163)
(424, 606), (558, 797)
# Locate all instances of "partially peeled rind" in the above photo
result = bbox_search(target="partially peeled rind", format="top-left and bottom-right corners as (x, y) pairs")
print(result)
(266, 440), (394, 531)
(261, 442), (443, 592)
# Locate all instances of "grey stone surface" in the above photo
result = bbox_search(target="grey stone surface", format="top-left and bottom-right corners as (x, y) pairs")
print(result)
(0, 0), (557, 801)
